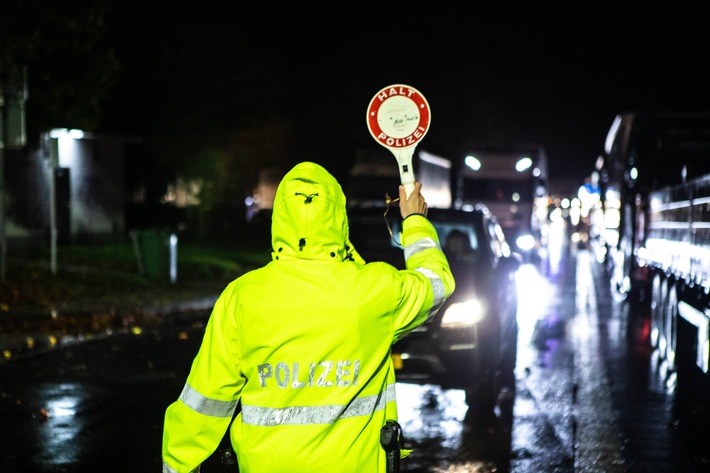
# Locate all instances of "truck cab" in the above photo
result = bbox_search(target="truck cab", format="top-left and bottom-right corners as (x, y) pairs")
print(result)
(454, 146), (550, 261)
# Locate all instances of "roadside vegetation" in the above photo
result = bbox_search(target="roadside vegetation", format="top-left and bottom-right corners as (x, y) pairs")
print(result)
(0, 238), (272, 352)
(0, 238), (271, 309)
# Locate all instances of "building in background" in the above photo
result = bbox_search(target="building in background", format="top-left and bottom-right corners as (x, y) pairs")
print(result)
(5, 129), (143, 248)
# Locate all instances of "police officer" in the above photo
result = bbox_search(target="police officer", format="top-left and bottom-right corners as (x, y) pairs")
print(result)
(162, 161), (455, 472)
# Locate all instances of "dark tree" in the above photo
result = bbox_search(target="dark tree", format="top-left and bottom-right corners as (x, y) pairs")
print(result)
(0, 0), (121, 147)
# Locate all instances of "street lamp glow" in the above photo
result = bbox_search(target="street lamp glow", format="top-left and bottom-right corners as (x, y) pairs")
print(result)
(68, 129), (85, 139)
(630, 167), (638, 181)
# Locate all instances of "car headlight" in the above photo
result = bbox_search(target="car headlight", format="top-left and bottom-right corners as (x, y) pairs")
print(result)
(441, 299), (485, 328)
(516, 234), (536, 251)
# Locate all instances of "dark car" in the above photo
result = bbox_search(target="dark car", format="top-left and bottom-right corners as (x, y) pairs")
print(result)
(348, 205), (520, 416)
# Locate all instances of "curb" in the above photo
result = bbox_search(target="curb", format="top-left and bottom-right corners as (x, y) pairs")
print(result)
(1, 295), (219, 362)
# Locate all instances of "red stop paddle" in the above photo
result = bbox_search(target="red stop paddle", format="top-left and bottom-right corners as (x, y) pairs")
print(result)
(366, 84), (431, 197)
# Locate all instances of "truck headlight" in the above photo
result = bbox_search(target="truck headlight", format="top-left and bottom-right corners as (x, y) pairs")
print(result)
(441, 299), (485, 327)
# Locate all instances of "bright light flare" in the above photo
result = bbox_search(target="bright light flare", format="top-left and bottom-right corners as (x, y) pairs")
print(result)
(441, 299), (484, 327)
(515, 157), (532, 172)
(464, 156), (481, 171)
(516, 234), (536, 251)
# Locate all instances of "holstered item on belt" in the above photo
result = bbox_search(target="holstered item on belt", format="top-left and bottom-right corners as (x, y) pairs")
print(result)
(380, 420), (403, 473)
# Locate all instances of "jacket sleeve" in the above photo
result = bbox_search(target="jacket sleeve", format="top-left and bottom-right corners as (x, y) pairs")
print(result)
(392, 214), (455, 342)
(162, 290), (243, 473)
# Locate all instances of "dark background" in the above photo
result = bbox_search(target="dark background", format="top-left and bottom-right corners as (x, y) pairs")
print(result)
(99, 4), (710, 194)
(4, 2), (709, 197)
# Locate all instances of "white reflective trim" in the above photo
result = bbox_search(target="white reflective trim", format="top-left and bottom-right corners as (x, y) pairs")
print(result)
(241, 383), (396, 426)
(403, 237), (440, 261)
(678, 301), (710, 373)
(163, 463), (200, 473)
(403, 236), (447, 321)
(415, 267), (446, 321)
(179, 383), (238, 418)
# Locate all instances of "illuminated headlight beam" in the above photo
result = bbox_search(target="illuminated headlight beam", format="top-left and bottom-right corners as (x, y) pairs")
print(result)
(516, 234), (536, 251)
(441, 299), (485, 327)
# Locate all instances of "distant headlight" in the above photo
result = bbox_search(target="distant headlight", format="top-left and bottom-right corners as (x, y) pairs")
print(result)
(441, 299), (485, 327)
(516, 234), (536, 251)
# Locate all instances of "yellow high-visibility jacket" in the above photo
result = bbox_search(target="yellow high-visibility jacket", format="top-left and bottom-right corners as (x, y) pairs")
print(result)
(162, 162), (455, 473)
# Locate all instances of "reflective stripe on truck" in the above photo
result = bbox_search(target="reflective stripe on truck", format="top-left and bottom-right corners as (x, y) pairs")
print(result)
(677, 301), (710, 373)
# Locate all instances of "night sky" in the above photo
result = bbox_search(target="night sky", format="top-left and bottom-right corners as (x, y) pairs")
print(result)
(102, 4), (710, 196)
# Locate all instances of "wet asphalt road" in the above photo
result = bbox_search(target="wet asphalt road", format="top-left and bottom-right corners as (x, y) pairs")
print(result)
(1, 245), (709, 472)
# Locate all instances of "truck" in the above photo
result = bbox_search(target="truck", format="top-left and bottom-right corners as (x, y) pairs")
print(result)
(347, 144), (551, 261)
(596, 111), (710, 398)
(453, 145), (550, 260)
(346, 147), (453, 209)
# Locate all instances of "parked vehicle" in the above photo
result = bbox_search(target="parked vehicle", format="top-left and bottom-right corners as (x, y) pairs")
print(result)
(594, 111), (710, 398)
(348, 205), (521, 416)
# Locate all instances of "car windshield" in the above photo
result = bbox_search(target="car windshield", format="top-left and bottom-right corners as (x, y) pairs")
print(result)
(436, 225), (478, 252)
(348, 208), (486, 267)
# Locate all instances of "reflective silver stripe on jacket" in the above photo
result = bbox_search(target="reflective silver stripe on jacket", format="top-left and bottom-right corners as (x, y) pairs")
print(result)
(404, 236), (446, 318)
(179, 383), (238, 418)
(163, 463), (200, 473)
(241, 383), (396, 426)
(415, 267), (446, 321)
(403, 236), (440, 261)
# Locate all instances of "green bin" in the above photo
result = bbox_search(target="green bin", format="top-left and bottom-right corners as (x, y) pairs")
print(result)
(130, 230), (178, 284)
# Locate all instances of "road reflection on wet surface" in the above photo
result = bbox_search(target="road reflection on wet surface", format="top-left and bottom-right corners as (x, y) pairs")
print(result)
(392, 253), (571, 473)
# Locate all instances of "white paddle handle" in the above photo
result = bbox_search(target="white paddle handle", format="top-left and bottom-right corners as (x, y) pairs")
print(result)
(394, 148), (416, 198)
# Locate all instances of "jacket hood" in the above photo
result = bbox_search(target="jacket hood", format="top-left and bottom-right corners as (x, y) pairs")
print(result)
(271, 162), (360, 262)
